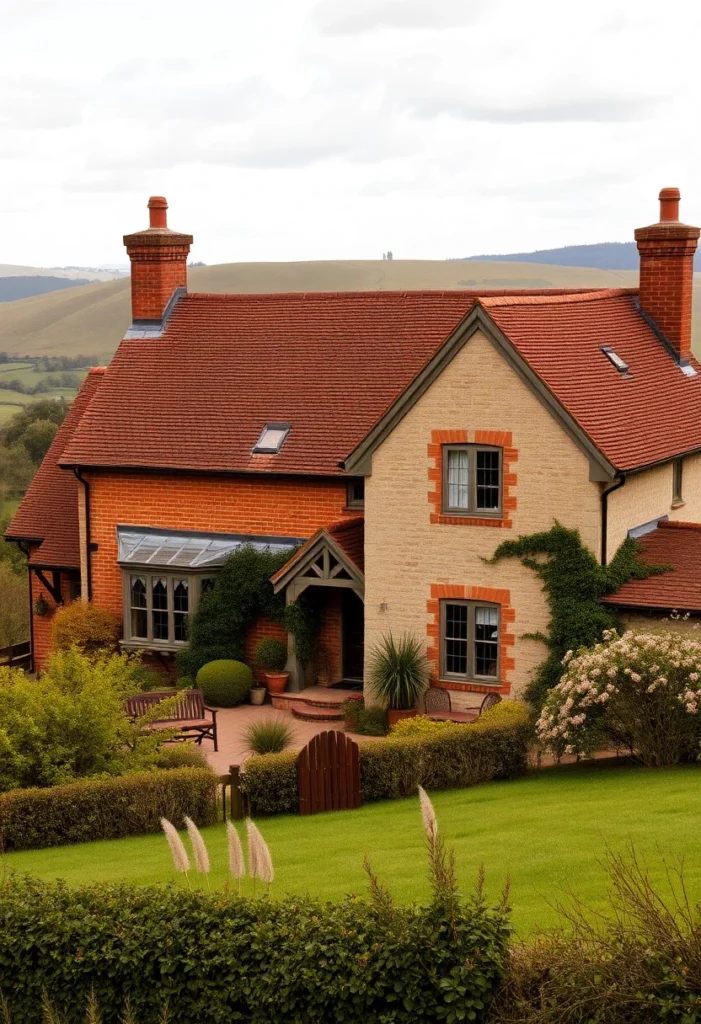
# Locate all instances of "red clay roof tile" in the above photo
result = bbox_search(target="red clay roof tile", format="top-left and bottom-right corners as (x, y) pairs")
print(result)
(483, 291), (701, 471)
(604, 520), (701, 611)
(5, 369), (104, 567)
(57, 287), (701, 477)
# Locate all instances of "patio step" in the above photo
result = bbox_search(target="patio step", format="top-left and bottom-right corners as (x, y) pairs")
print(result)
(291, 705), (344, 723)
(272, 691), (355, 713)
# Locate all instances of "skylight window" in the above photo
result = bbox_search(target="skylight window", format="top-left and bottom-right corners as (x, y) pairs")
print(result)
(601, 345), (630, 377)
(253, 423), (290, 454)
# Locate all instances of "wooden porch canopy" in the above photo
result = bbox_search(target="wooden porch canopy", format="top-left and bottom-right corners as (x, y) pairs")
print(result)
(271, 517), (365, 601)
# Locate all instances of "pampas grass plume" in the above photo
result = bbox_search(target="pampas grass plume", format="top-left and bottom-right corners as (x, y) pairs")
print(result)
(245, 818), (261, 880)
(161, 818), (190, 873)
(246, 818), (274, 886)
(226, 821), (245, 879)
(184, 816), (210, 875)
(418, 786), (438, 846)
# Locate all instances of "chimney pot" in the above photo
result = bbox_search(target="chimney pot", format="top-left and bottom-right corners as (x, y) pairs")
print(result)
(148, 195), (168, 229)
(123, 197), (193, 324)
(659, 187), (681, 222)
(635, 187), (700, 363)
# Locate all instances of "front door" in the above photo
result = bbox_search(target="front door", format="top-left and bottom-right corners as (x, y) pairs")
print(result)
(341, 589), (364, 681)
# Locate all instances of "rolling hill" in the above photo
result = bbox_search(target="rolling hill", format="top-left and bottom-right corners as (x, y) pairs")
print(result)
(465, 241), (701, 272)
(0, 259), (646, 359)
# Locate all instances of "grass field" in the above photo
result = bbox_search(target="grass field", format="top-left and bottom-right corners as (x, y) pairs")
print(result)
(0, 360), (85, 425)
(5, 761), (701, 934)
(0, 258), (650, 359)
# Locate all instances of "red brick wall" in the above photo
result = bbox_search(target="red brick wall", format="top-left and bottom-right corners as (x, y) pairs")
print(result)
(29, 558), (77, 672)
(637, 245), (697, 362)
(244, 617), (288, 683)
(87, 470), (350, 619)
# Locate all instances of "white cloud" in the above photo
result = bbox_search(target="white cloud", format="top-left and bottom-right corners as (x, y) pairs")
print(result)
(0, 0), (699, 267)
(312, 0), (487, 34)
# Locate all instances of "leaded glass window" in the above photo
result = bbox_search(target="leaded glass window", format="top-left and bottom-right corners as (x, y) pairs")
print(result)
(173, 579), (189, 642)
(130, 576), (147, 639)
(152, 577), (169, 641)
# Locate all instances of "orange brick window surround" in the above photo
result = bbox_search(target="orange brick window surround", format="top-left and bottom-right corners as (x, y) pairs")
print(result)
(427, 583), (514, 695)
(427, 429), (517, 528)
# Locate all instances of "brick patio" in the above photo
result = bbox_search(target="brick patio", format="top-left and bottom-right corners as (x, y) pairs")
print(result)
(204, 689), (377, 773)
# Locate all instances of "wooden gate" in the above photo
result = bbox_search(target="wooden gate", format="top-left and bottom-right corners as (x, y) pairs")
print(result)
(297, 730), (360, 815)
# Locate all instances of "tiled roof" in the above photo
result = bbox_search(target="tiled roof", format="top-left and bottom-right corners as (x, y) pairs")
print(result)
(483, 291), (701, 471)
(327, 516), (364, 574)
(603, 521), (701, 611)
(57, 287), (701, 477)
(270, 515), (365, 586)
(5, 369), (104, 567)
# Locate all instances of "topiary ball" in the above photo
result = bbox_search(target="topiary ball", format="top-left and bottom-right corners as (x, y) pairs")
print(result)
(196, 659), (253, 707)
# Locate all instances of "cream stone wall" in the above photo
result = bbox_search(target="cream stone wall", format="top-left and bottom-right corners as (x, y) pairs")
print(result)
(606, 452), (701, 555)
(364, 329), (602, 706)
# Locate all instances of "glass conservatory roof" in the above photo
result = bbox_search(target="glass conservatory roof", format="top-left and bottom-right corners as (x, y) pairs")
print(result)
(117, 527), (302, 569)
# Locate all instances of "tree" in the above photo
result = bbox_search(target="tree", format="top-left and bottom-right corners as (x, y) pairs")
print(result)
(0, 444), (34, 504)
(1, 398), (68, 447)
(17, 419), (58, 463)
(0, 514), (26, 574)
(0, 562), (28, 649)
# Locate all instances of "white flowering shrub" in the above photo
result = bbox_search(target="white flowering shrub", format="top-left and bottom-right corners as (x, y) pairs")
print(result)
(536, 629), (701, 767)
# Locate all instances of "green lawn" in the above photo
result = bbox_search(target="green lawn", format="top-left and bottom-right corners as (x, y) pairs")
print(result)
(5, 761), (701, 933)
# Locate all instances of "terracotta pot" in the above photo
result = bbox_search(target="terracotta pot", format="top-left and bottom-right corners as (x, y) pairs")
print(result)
(265, 671), (289, 695)
(387, 708), (418, 728)
(250, 687), (267, 706)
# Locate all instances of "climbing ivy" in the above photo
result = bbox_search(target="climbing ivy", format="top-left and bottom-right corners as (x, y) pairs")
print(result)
(487, 522), (669, 710)
(176, 545), (318, 678)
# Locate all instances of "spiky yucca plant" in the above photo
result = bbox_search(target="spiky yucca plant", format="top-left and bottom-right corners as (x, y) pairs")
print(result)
(369, 632), (428, 710)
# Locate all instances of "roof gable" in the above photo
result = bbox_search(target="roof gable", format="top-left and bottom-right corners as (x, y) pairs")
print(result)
(5, 369), (105, 567)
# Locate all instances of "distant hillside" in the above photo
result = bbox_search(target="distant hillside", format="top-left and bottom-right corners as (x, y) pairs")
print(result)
(0, 276), (91, 303)
(0, 259), (643, 358)
(0, 263), (125, 282)
(465, 242), (701, 272)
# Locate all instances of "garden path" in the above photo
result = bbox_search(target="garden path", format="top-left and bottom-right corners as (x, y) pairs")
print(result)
(204, 702), (379, 773)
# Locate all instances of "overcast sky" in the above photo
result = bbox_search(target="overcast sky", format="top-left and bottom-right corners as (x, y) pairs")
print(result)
(1, 0), (700, 267)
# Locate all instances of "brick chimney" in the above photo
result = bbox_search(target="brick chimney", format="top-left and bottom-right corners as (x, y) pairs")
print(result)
(635, 188), (700, 363)
(123, 197), (193, 324)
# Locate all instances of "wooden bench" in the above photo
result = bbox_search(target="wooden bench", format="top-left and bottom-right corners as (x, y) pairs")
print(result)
(124, 688), (218, 751)
(419, 688), (501, 724)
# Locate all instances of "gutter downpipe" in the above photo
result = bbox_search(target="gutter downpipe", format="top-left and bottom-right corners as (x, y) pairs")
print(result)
(17, 540), (34, 673)
(73, 467), (92, 600)
(600, 472), (626, 566)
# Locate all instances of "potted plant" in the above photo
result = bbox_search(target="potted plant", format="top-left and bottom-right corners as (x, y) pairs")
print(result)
(249, 683), (267, 705)
(369, 632), (428, 728)
(254, 637), (289, 695)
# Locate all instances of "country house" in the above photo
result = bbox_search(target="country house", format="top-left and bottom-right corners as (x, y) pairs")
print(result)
(8, 188), (701, 710)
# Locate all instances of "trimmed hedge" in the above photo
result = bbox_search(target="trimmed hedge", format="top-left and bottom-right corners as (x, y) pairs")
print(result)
(241, 701), (532, 816)
(0, 875), (509, 1024)
(196, 659), (253, 707)
(0, 767), (218, 852)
